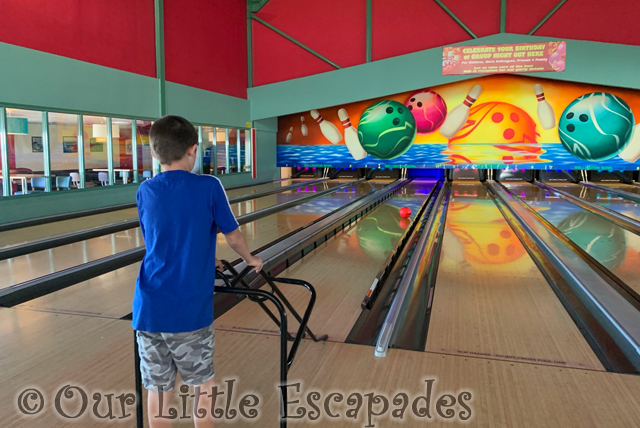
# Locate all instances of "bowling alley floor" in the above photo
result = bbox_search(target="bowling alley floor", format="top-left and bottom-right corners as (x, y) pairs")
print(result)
(2, 306), (640, 427)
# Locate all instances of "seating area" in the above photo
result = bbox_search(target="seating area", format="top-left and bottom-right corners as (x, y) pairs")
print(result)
(3, 169), (153, 195)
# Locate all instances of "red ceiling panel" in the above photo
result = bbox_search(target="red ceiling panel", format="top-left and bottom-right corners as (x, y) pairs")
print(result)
(0, 0), (156, 77)
(252, 20), (336, 86)
(534, 0), (640, 46)
(442, 0), (500, 38)
(164, 0), (248, 98)
(372, 0), (472, 61)
(505, 0), (562, 35)
(256, 0), (367, 69)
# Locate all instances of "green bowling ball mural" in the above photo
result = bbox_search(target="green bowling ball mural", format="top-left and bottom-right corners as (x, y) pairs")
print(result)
(357, 100), (417, 160)
(357, 203), (405, 261)
(557, 211), (627, 270)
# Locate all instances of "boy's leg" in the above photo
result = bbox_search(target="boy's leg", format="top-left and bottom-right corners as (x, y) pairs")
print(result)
(193, 377), (216, 428)
(136, 331), (179, 428)
(163, 324), (215, 427)
(148, 388), (174, 428)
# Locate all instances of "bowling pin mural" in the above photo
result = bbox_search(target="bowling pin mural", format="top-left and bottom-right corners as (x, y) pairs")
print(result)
(310, 110), (343, 144)
(619, 124), (640, 162)
(337, 108), (367, 160)
(300, 116), (308, 137)
(439, 85), (483, 139)
(534, 84), (556, 130)
(285, 127), (293, 143)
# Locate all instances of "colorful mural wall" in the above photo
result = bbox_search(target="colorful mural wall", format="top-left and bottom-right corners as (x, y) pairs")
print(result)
(277, 75), (640, 170)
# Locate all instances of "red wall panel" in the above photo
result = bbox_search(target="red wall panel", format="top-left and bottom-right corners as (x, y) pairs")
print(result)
(164, 0), (248, 99)
(252, 20), (335, 86)
(0, 0), (156, 77)
(372, 0), (471, 61)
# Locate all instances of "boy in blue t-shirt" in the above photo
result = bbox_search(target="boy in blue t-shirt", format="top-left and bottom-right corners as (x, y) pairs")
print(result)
(133, 115), (262, 427)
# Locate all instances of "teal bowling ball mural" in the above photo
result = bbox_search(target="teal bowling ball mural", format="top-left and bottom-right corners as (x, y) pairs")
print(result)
(557, 211), (626, 270)
(558, 92), (635, 161)
(357, 100), (417, 160)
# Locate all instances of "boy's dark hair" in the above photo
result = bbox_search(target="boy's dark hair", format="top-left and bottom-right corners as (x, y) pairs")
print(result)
(149, 115), (198, 165)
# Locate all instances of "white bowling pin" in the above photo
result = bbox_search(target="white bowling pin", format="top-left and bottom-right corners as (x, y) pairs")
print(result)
(310, 110), (343, 144)
(618, 123), (640, 163)
(439, 85), (483, 139)
(285, 126), (293, 143)
(534, 84), (556, 130)
(337, 108), (366, 160)
(300, 116), (308, 137)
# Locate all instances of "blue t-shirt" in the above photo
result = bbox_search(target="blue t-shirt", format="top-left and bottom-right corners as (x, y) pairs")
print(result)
(132, 170), (238, 333)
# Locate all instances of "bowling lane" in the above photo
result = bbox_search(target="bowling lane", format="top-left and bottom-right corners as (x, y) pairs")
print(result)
(594, 182), (640, 196)
(0, 208), (139, 250)
(228, 180), (347, 217)
(504, 182), (640, 297)
(224, 178), (310, 199)
(425, 182), (604, 370)
(543, 181), (640, 220)
(215, 180), (435, 342)
(16, 180), (393, 318)
(0, 180), (354, 290)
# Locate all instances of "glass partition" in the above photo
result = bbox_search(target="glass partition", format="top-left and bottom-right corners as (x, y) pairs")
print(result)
(6, 108), (45, 194)
(201, 126), (214, 175)
(83, 115), (109, 187)
(111, 118), (133, 185)
(228, 128), (238, 174)
(0, 108), (253, 196)
(48, 112), (79, 190)
(216, 128), (227, 175)
(136, 120), (153, 182)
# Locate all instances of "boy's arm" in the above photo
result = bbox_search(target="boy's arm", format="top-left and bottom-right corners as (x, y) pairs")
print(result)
(224, 230), (263, 273)
(211, 178), (262, 272)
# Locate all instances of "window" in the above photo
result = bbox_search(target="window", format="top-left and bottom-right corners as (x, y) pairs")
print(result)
(201, 126), (214, 175)
(49, 112), (79, 190)
(111, 118), (133, 185)
(6, 108), (46, 194)
(216, 128), (227, 174)
(83, 115), (109, 186)
(136, 120), (153, 182)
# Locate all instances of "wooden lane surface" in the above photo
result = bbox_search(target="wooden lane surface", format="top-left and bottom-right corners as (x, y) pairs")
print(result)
(17, 182), (386, 319)
(2, 307), (639, 427)
(0, 228), (144, 289)
(0, 179), (304, 249)
(0, 182), (352, 290)
(505, 181), (640, 299)
(228, 180), (345, 217)
(216, 182), (432, 343)
(0, 208), (139, 250)
(425, 182), (604, 371)
(224, 178), (297, 199)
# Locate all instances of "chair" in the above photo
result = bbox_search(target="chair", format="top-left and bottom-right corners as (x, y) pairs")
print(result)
(142, 170), (152, 180)
(30, 177), (47, 193)
(70, 172), (80, 188)
(98, 172), (109, 186)
(56, 176), (72, 190)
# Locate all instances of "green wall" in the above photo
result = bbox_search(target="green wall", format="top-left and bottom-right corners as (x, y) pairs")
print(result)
(0, 42), (263, 222)
(0, 184), (140, 224)
(247, 34), (640, 120)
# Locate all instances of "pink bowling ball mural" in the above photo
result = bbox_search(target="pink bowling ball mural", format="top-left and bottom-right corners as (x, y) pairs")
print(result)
(404, 90), (448, 134)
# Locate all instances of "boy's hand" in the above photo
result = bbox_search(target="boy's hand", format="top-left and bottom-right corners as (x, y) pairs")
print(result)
(246, 256), (263, 273)
(215, 258), (223, 271)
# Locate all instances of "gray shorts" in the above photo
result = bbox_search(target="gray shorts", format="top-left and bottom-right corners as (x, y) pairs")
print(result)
(136, 324), (215, 392)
